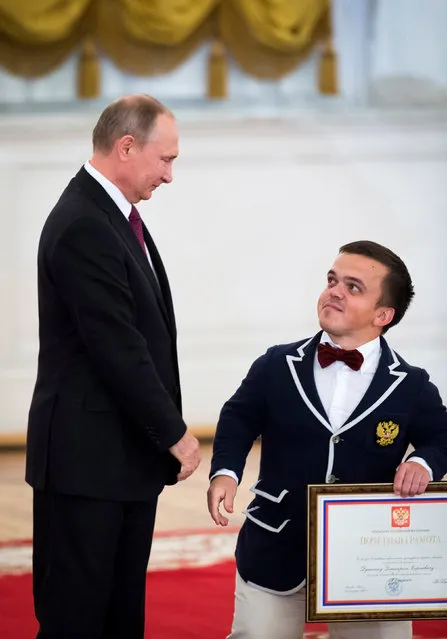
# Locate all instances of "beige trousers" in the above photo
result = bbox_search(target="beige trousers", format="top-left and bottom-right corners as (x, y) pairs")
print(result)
(228, 572), (413, 639)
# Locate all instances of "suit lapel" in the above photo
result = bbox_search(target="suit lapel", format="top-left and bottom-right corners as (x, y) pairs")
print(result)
(108, 211), (174, 334)
(337, 337), (407, 434)
(73, 168), (173, 334)
(143, 225), (176, 337)
(286, 332), (332, 433)
(286, 333), (408, 435)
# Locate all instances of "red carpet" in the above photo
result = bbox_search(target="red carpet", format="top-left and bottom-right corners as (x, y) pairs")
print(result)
(0, 560), (446, 639)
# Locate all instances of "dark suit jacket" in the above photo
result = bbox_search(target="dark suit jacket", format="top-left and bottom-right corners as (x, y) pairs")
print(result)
(26, 167), (186, 501)
(210, 332), (447, 592)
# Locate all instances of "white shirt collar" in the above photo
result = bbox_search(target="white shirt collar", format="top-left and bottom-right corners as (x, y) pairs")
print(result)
(319, 331), (381, 373)
(84, 161), (132, 219)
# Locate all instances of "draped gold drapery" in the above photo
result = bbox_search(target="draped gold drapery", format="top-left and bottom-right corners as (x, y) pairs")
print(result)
(0, 0), (336, 99)
(96, 0), (218, 77)
(219, 0), (329, 79)
(0, 0), (92, 77)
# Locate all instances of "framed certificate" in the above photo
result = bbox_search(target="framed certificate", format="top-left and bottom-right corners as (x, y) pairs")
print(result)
(307, 482), (447, 622)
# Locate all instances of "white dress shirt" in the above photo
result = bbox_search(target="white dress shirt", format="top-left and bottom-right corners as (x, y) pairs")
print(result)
(213, 331), (431, 483)
(315, 332), (380, 431)
(83, 161), (157, 273)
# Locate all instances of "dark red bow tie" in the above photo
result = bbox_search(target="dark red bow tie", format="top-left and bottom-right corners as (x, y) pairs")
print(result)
(317, 342), (364, 371)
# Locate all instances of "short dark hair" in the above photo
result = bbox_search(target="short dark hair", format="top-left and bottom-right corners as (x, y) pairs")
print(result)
(339, 240), (414, 333)
(92, 94), (172, 154)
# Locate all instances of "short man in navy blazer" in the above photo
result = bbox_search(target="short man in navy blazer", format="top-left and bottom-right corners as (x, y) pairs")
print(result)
(208, 241), (447, 639)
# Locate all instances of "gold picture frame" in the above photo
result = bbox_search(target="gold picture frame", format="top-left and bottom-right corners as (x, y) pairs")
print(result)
(307, 482), (447, 622)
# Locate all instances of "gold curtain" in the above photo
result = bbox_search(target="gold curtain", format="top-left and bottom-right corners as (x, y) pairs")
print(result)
(0, 0), (336, 97)
(219, 0), (329, 79)
(96, 0), (219, 76)
(0, 0), (92, 76)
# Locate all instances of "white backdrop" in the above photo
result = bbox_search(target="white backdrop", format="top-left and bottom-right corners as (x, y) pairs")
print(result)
(0, 108), (446, 440)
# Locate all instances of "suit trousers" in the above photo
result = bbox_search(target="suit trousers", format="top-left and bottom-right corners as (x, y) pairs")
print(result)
(228, 571), (412, 639)
(33, 490), (158, 639)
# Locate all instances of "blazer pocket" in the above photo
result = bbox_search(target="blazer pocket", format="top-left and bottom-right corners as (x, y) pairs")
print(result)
(243, 505), (291, 533)
(244, 480), (291, 533)
(249, 479), (289, 503)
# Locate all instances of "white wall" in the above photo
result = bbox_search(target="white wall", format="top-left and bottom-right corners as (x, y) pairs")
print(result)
(0, 108), (446, 438)
(371, 0), (447, 105)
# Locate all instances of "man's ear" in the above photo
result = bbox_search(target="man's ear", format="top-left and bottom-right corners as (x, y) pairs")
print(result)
(117, 135), (136, 160)
(373, 307), (395, 329)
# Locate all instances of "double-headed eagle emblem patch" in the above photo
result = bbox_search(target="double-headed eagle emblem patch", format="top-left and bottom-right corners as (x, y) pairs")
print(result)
(376, 420), (399, 446)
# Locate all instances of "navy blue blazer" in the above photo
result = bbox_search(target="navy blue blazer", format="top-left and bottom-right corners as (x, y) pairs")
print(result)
(210, 332), (447, 593)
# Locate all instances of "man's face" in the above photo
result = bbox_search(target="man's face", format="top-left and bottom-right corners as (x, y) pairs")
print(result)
(317, 252), (394, 341)
(123, 114), (178, 203)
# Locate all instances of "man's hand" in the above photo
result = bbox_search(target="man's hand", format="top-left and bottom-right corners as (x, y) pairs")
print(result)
(169, 431), (201, 481)
(207, 475), (238, 526)
(394, 461), (430, 498)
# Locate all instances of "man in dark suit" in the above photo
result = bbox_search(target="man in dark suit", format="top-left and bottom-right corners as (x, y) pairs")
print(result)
(26, 94), (201, 639)
(208, 241), (447, 639)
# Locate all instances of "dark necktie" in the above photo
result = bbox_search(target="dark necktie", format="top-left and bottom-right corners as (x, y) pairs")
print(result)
(128, 204), (160, 287)
(128, 205), (146, 254)
(317, 342), (364, 371)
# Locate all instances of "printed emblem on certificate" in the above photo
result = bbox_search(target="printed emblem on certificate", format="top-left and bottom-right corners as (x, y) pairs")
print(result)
(307, 483), (447, 622)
